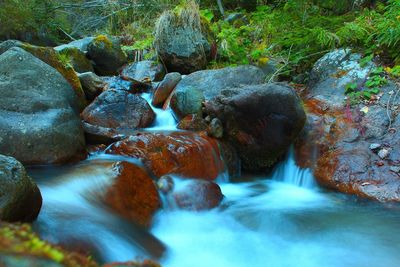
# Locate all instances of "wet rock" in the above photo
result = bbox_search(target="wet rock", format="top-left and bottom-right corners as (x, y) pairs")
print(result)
(152, 72), (181, 107)
(207, 118), (224, 138)
(296, 60), (400, 202)
(0, 40), (86, 110)
(56, 46), (94, 73)
(172, 179), (224, 211)
(105, 161), (161, 227)
(87, 35), (127, 76)
(309, 48), (375, 108)
(170, 87), (205, 120)
(390, 166), (400, 173)
(154, 7), (212, 74)
(81, 90), (155, 132)
(177, 114), (208, 131)
(0, 48), (86, 165)
(121, 60), (165, 82)
(205, 83), (306, 171)
(106, 132), (226, 180)
(0, 155), (42, 222)
(78, 72), (106, 101)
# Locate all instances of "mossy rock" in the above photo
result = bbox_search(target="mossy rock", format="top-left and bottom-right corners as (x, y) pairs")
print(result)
(56, 46), (94, 74)
(0, 40), (87, 111)
(0, 223), (98, 267)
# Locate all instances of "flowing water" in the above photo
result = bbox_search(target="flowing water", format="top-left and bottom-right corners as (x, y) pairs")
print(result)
(28, 95), (400, 267)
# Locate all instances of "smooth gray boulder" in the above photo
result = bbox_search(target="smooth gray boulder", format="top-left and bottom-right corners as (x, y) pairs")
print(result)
(0, 47), (86, 164)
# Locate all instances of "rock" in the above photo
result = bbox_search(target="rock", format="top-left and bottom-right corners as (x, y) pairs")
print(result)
(295, 69), (400, 201)
(170, 87), (205, 120)
(81, 90), (155, 132)
(369, 143), (381, 151)
(174, 65), (265, 99)
(105, 161), (160, 227)
(390, 166), (400, 173)
(0, 155), (42, 222)
(378, 148), (390, 159)
(87, 35), (127, 76)
(0, 223), (98, 266)
(205, 83), (306, 171)
(0, 48), (86, 164)
(177, 114), (208, 131)
(82, 122), (129, 145)
(54, 37), (94, 53)
(154, 6), (212, 74)
(78, 72), (106, 101)
(0, 40), (87, 110)
(207, 118), (223, 138)
(106, 132), (226, 180)
(152, 72), (181, 107)
(171, 179), (224, 211)
(103, 259), (161, 267)
(121, 60), (165, 82)
(309, 48), (375, 108)
(56, 46), (94, 73)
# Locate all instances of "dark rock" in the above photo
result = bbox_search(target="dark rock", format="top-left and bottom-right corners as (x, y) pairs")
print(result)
(54, 37), (94, 53)
(0, 48), (86, 164)
(207, 118), (223, 138)
(154, 8), (212, 74)
(78, 72), (106, 101)
(0, 155), (42, 222)
(81, 90), (155, 132)
(177, 114), (208, 131)
(170, 87), (205, 120)
(152, 72), (181, 107)
(87, 35), (127, 76)
(205, 83), (306, 171)
(121, 60), (165, 82)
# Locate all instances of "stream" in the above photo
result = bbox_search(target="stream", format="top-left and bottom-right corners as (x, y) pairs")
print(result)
(28, 97), (400, 267)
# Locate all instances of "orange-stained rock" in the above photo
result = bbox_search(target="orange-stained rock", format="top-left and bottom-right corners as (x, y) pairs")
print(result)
(106, 132), (225, 180)
(177, 114), (208, 131)
(172, 179), (224, 210)
(105, 161), (161, 227)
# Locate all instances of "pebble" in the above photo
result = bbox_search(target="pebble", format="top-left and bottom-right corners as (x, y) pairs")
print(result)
(378, 148), (390, 159)
(369, 143), (381, 151)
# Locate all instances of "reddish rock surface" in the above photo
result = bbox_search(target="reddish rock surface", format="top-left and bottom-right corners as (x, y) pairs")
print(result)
(177, 114), (208, 131)
(172, 179), (224, 210)
(106, 132), (225, 180)
(104, 161), (161, 227)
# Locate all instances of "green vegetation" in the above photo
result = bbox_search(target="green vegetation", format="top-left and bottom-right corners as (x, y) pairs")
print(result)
(2, 0), (400, 80)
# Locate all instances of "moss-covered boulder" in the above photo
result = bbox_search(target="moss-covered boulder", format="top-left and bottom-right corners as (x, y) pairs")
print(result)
(87, 35), (127, 76)
(0, 40), (87, 111)
(56, 46), (94, 74)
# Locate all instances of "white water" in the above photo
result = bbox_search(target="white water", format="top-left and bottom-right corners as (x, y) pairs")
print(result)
(30, 148), (400, 267)
(141, 92), (177, 131)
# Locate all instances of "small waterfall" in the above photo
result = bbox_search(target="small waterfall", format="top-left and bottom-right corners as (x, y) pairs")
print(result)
(141, 93), (177, 131)
(270, 147), (317, 189)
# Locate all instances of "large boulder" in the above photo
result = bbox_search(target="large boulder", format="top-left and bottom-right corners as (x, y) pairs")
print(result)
(87, 35), (127, 76)
(296, 50), (400, 202)
(105, 161), (161, 227)
(0, 48), (86, 164)
(152, 72), (182, 107)
(121, 60), (165, 82)
(170, 65), (265, 119)
(308, 48), (375, 108)
(205, 83), (306, 171)
(154, 6), (212, 74)
(81, 90), (155, 137)
(56, 46), (94, 73)
(78, 72), (106, 101)
(0, 40), (87, 110)
(0, 155), (42, 222)
(106, 132), (228, 180)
